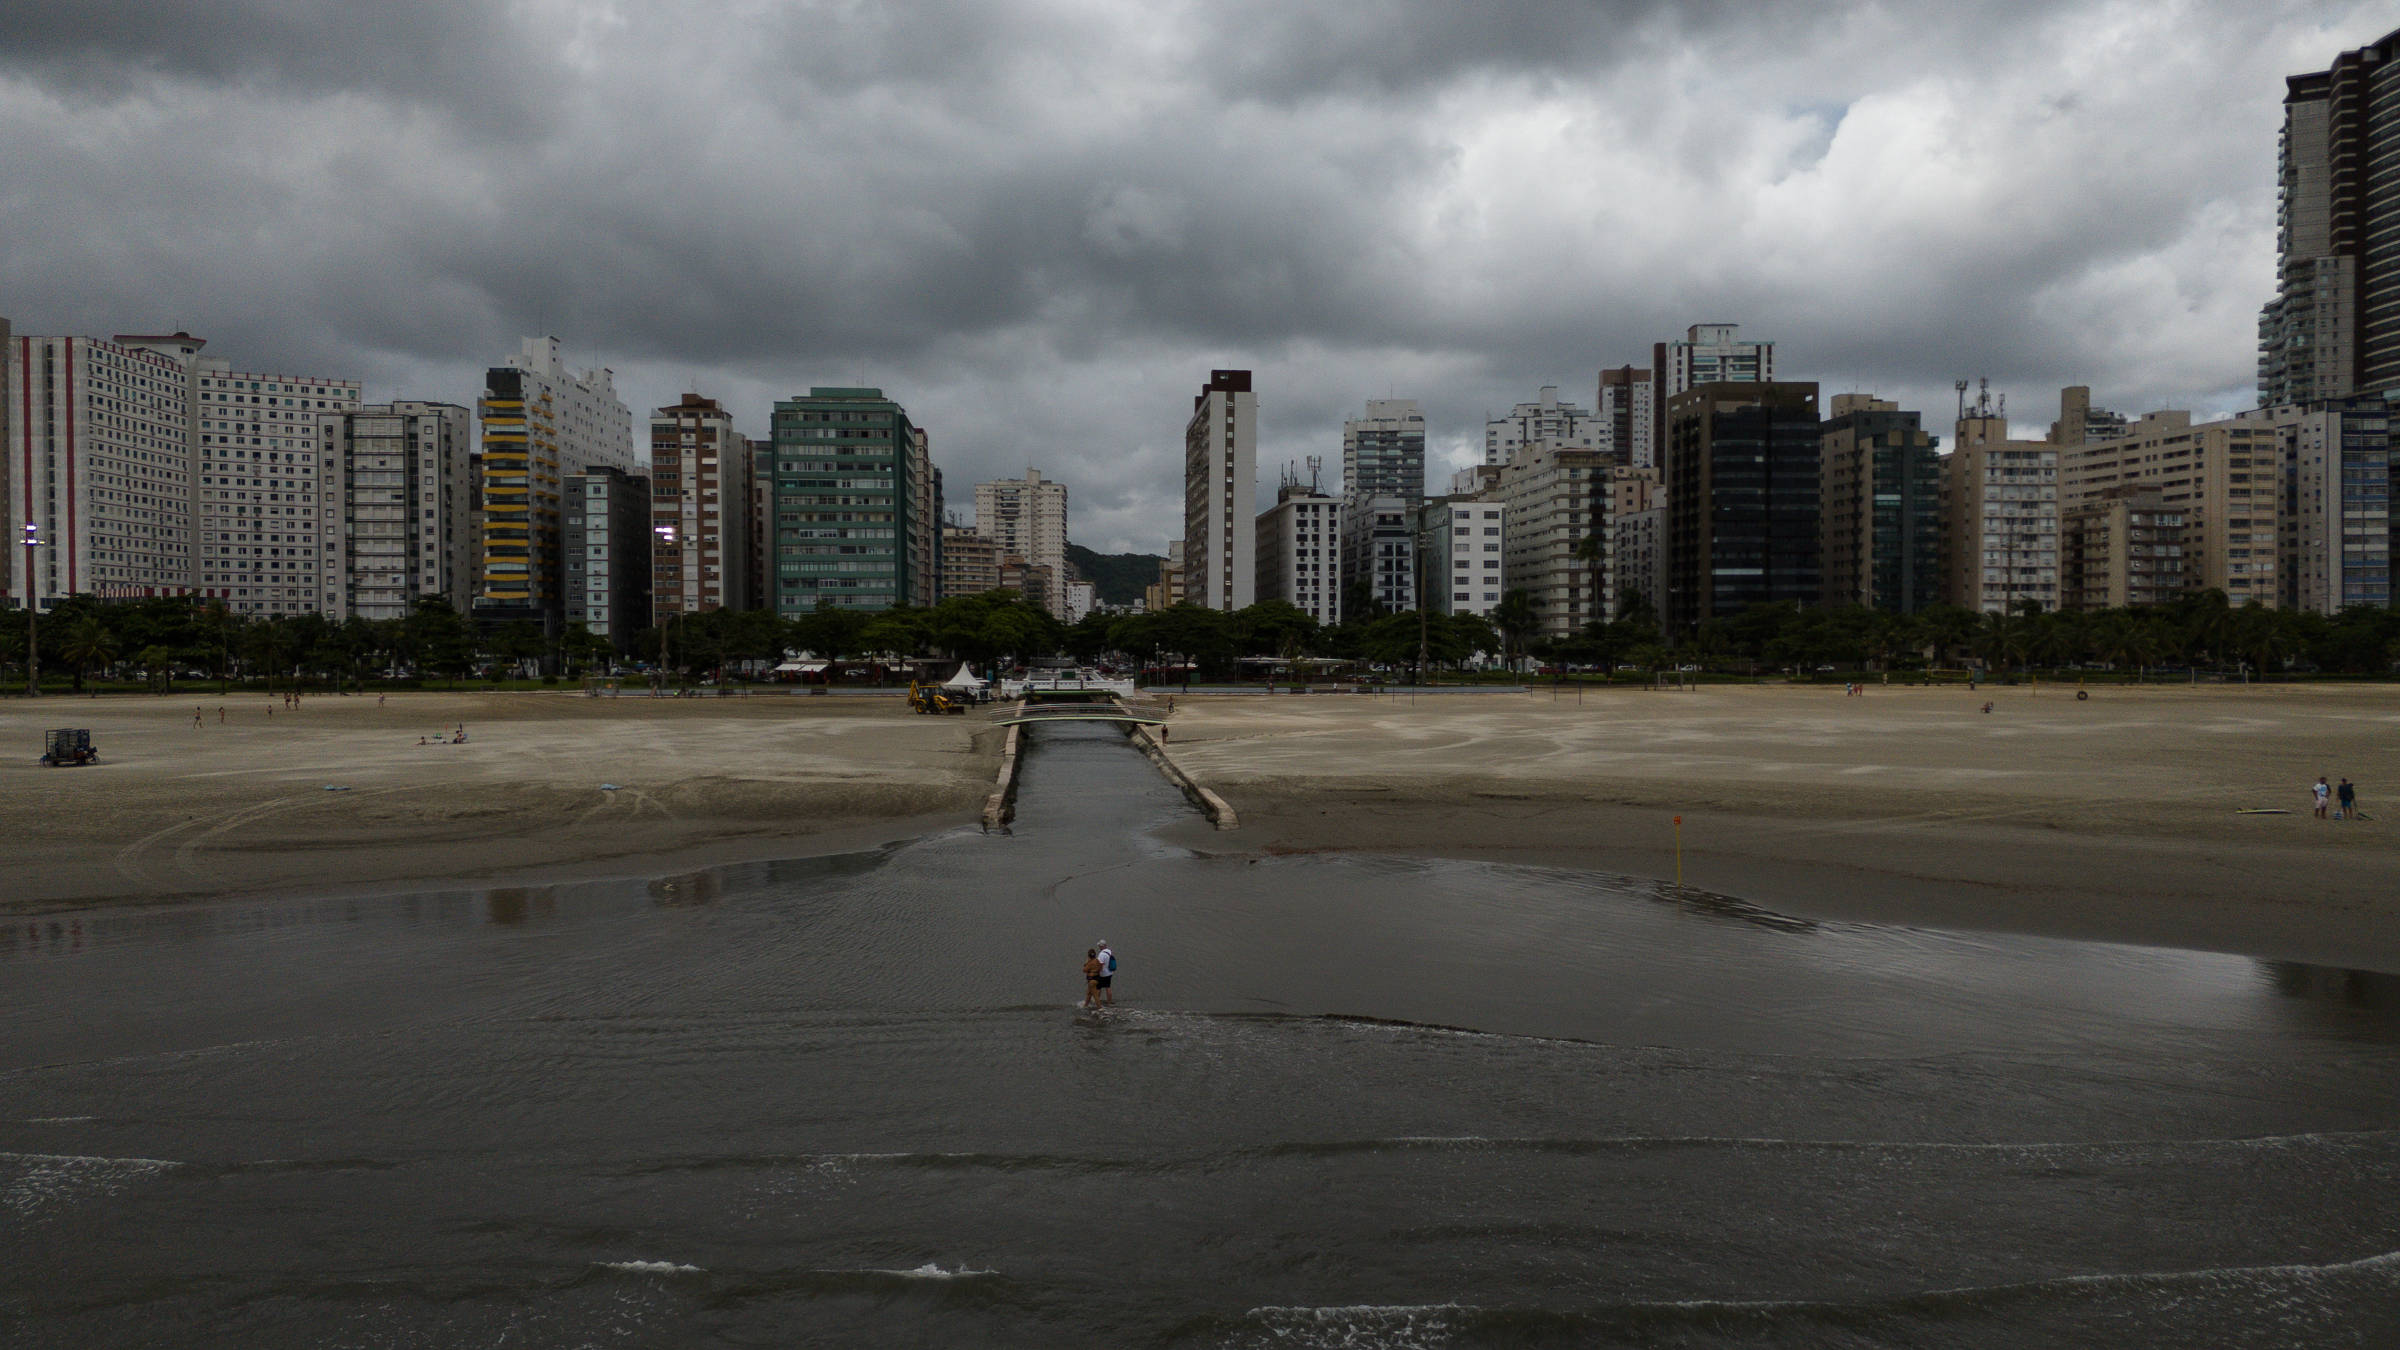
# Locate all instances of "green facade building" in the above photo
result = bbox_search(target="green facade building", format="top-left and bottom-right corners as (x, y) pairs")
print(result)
(768, 387), (919, 614)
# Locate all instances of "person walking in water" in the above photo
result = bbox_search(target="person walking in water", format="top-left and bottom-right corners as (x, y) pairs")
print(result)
(1080, 948), (1104, 1009)
(1094, 940), (1116, 1006)
(2314, 777), (2332, 819)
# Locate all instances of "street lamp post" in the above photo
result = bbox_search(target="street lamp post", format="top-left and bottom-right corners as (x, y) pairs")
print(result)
(653, 523), (676, 690)
(21, 522), (41, 698)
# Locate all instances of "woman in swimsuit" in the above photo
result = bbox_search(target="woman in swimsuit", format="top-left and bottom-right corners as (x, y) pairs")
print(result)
(1081, 949), (1103, 1009)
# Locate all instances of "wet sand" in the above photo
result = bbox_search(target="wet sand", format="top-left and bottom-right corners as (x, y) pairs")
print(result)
(1152, 683), (2400, 971)
(0, 691), (999, 912)
(10, 683), (2399, 972)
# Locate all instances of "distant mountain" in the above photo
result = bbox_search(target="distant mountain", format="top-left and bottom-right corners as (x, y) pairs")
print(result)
(1066, 543), (1163, 607)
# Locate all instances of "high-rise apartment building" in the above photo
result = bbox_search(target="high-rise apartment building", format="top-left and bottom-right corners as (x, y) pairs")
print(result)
(6, 332), (202, 608)
(1651, 324), (1774, 457)
(1254, 478), (1342, 627)
(2059, 409), (2280, 607)
(1489, 439), (1615, 637)
(1663, 382), (1821, 631)
(320, 402), (474, 621)
(563, 465), (652, 651)
(747, 437), (774, 618)
(975, 469), (1070, 616)
(648, 394), (750, 626)
(907, 429), (943, 608)
(2259, 26), (2400, 406)
(1483, 386), (1598, 467)
(2060, 486), (2191, 611)
(1341, 399), (1427, 617)
(1421, 497), (1506, 618)
(1819, 395), (1942, 613)
(1943, 399), (2061, 614)
(0, 316), (11, 592)
(1182, 370), (1256, 610)
(767, 387), (923, 614)
(1343, 399), (1427, 501)
(189, 349), (361, 617)
(940, 523), (1001, 599)
(474, 337), (636, 635)
(1596, 366), (1655, 468)
(1616, 504), (1666, 621)
(2049, 386), (2130, 446)
(2273, 397), (2393, 612)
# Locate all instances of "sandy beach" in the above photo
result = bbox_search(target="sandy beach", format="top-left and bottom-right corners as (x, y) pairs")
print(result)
(1152, 682), (2400, 970)
(0, 691), (1000, 912)
(8, 681), (2398, 970)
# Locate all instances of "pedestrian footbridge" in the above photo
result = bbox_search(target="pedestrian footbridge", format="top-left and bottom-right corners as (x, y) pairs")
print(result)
(990, 697), (1167, 728)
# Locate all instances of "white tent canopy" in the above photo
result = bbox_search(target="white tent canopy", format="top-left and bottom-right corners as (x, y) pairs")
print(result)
(941, 663), (986, 689)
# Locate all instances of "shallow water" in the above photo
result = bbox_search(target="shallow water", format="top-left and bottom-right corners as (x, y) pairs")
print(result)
(6, 722), (2400, 1347)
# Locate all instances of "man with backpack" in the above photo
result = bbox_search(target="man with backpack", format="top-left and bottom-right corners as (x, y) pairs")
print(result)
(1093, 940), (1117, 1006)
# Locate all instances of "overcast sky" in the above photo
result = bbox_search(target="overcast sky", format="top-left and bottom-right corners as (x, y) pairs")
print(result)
(1, 0), (2385, 553)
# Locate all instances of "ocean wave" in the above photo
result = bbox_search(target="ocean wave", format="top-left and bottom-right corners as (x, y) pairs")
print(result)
(1246, 1128), (2400, 1161)
(1205, 1249), (2400, 1346)
(610, 1126), (2400, 1185)
(0, 1151), (181, 1218)
(599, 1260), (705, 1276)
(863, 1263), (997, 1280)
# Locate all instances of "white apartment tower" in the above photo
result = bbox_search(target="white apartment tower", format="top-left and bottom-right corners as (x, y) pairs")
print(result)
(1423, 497), (1506, 618)
(1596, 366), (1655, 468)
(320, 402), (474, 620)
(1484, 386), (1598, 467)
(975, 468), (1070, 616)
(1944, 399), (2061, 613)
(6, 331), (202, 607)
(1182, 369), (1256, 610)
(1255, 474), (1343, 627)
(191, 348), (361, 616)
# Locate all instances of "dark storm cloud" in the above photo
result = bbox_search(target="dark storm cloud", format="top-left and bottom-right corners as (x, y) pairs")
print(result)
(0, 0), (555, 127)
(0, 0), (2387, 550)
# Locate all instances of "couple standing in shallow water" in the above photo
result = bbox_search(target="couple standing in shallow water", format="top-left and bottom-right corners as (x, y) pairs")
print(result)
(1081, 941), (1116, 1009)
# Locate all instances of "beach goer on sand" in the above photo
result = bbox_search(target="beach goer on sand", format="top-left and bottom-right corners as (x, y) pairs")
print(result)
(1081, 948), (1104, 1009)
(2314, 777), (2331, 818)
(2337, 778), (2357, 820)
(1094, 941), (1115, 1006)
(218, 706), (226, 723)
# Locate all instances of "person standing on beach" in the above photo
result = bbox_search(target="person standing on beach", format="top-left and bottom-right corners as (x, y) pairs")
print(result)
(1094, 941), (1115, 1006)
(2337, 778), (2357, 820)
(1081, 948), (1103, 1009)
(2313, 777), (2331, 819)
(193, 706), (203, 728)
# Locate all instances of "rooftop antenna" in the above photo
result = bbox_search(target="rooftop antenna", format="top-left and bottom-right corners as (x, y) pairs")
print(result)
(1306, 454), (1323, 494)
(1954, 379), (1969, 422)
